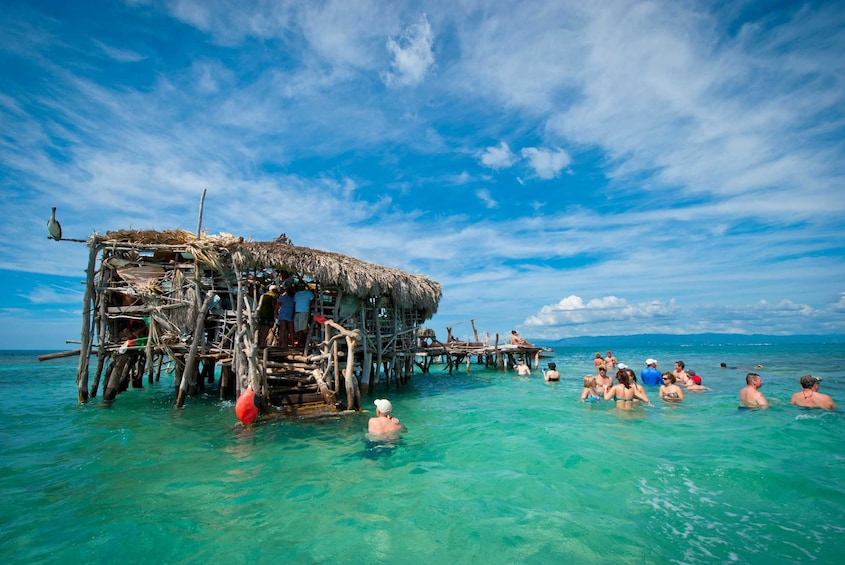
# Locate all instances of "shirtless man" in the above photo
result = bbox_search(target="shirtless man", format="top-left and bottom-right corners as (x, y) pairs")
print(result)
(368, 399), (404, 436)
(516, 359), (531, 376)
(673, 361), (690, 385)
(594, 366), (613, 393)
(604, 350), (617, 371)
(790, 375), (837, 410)
(739, 373), (768, 408)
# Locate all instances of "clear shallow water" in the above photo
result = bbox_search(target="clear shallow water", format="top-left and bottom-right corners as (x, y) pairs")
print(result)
(2, 344), (844, 564)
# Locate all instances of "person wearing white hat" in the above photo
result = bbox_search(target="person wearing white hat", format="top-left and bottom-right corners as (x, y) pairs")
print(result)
(640, 358), (662, 386)
(368, 399), (404, 436)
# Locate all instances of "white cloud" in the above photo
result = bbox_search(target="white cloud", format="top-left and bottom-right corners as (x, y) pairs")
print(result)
(92, 40), (146, 63)
(520, 146), (571, 179)
(383, 14), (435, 87)
(478, 142), (517, 169)
(475, 189), (497, 209)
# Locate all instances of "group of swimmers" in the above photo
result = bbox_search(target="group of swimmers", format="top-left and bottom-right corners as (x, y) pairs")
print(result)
(573, 356), (838, 411)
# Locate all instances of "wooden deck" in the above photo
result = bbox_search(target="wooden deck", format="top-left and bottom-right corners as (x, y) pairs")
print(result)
(414, 341), (547, 374)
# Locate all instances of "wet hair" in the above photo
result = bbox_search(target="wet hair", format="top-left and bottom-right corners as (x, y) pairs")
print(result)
(676, 360), (685, 369)
(548, 362), (556, 370)
(595, 352), (603, 359)
(616, 369), (631, 388)
(746, 372), (760, 384)
(662, 371), (676, 384)
(583, 376), (596, 387)
(626, 369), (637, 383)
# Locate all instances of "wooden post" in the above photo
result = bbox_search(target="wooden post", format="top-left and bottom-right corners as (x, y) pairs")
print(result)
(176, 290), (215, 408)
(76, 243), (100, 403)
(495, 333), (504, 371)
(196, 188), (207, 236)
(471, 319), (479, 342)
(359, 307), (371, 393)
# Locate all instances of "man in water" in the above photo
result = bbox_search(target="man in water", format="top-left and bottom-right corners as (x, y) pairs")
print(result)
(368, 399), (404, 436)
(516, 359), (531, 376)
(739, 373), (768, 408)
(594, 366), (612, 393)
(790, 375), (837, 410)
(640, 358), (662, 385)
(673, 360), (690, 385)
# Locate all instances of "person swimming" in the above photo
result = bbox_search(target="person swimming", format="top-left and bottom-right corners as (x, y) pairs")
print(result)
(604, 370), (650, 409)
(580, 376), (601, 402)
(659, 372), (684, 402)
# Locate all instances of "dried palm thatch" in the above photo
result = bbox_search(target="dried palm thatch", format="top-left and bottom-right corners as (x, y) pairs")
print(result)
(91, 230), (441, 318)
(236, 241), (441, 317)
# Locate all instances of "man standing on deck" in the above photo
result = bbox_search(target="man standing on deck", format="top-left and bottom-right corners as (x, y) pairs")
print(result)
(640, 358), (662, 385)
(739, 373), (768, 408)
(790, 375), (837, 410)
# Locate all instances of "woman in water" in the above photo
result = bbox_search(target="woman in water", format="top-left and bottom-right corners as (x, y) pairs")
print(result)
(593, 352), (605, 370)
(627, 369), (652, 405)
(659, 372), (685, 402)
(604, 369), (651, 409)
(580, 376), (601, 402)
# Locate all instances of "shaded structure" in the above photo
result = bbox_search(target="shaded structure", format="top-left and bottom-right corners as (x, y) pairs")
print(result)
(66, 229), (441, 417)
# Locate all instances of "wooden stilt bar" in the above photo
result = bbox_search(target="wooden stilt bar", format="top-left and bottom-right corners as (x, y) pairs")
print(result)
(76, 243), (100, 403)
(176, 290), (215, 408)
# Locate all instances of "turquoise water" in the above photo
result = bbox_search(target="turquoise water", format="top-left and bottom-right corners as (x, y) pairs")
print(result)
(2, 344), (844, 564)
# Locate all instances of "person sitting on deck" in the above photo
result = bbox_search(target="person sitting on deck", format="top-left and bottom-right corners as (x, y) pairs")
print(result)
(511, 330), (533, 347)
(368, 399), (404, 437)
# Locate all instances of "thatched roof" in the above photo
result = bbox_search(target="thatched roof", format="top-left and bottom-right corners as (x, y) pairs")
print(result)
(94, 229), (441, 317)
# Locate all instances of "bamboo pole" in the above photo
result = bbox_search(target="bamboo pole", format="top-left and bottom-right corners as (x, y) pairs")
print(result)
(38, 349), (81, 361)
(176, 290), (215, 408)
(76, 243), (100, 403)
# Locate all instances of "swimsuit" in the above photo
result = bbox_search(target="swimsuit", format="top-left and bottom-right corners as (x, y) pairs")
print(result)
(584, 391), (600, 402)
(664, 392), (680, 400)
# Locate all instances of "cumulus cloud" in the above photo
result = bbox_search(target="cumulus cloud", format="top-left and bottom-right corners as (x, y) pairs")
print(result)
(383, 14), (435, 87)
(525, 295), (679, 328)
(520, 146), (571, 179)
(478, 142), (517, 169)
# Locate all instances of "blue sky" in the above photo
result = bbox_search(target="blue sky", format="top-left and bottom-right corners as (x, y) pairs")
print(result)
(1, 0), (844, 349)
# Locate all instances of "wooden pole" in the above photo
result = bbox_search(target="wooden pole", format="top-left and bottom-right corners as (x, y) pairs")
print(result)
(196, 188), (207, 237)
(176, 290), (215, 408)
(76, 243), (100, 403)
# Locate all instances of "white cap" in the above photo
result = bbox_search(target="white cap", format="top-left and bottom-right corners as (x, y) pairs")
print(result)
(646, 358), (657, 366)
(617, 363), (628, 370)
(374, 398), (393, 415)
(268, 285), (278, 292)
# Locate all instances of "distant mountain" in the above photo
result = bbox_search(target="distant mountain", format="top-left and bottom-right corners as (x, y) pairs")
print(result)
(536, 333), (845, 348)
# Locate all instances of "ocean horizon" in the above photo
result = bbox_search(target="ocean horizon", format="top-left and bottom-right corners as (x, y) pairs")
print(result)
(2, 341), (844, 564)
